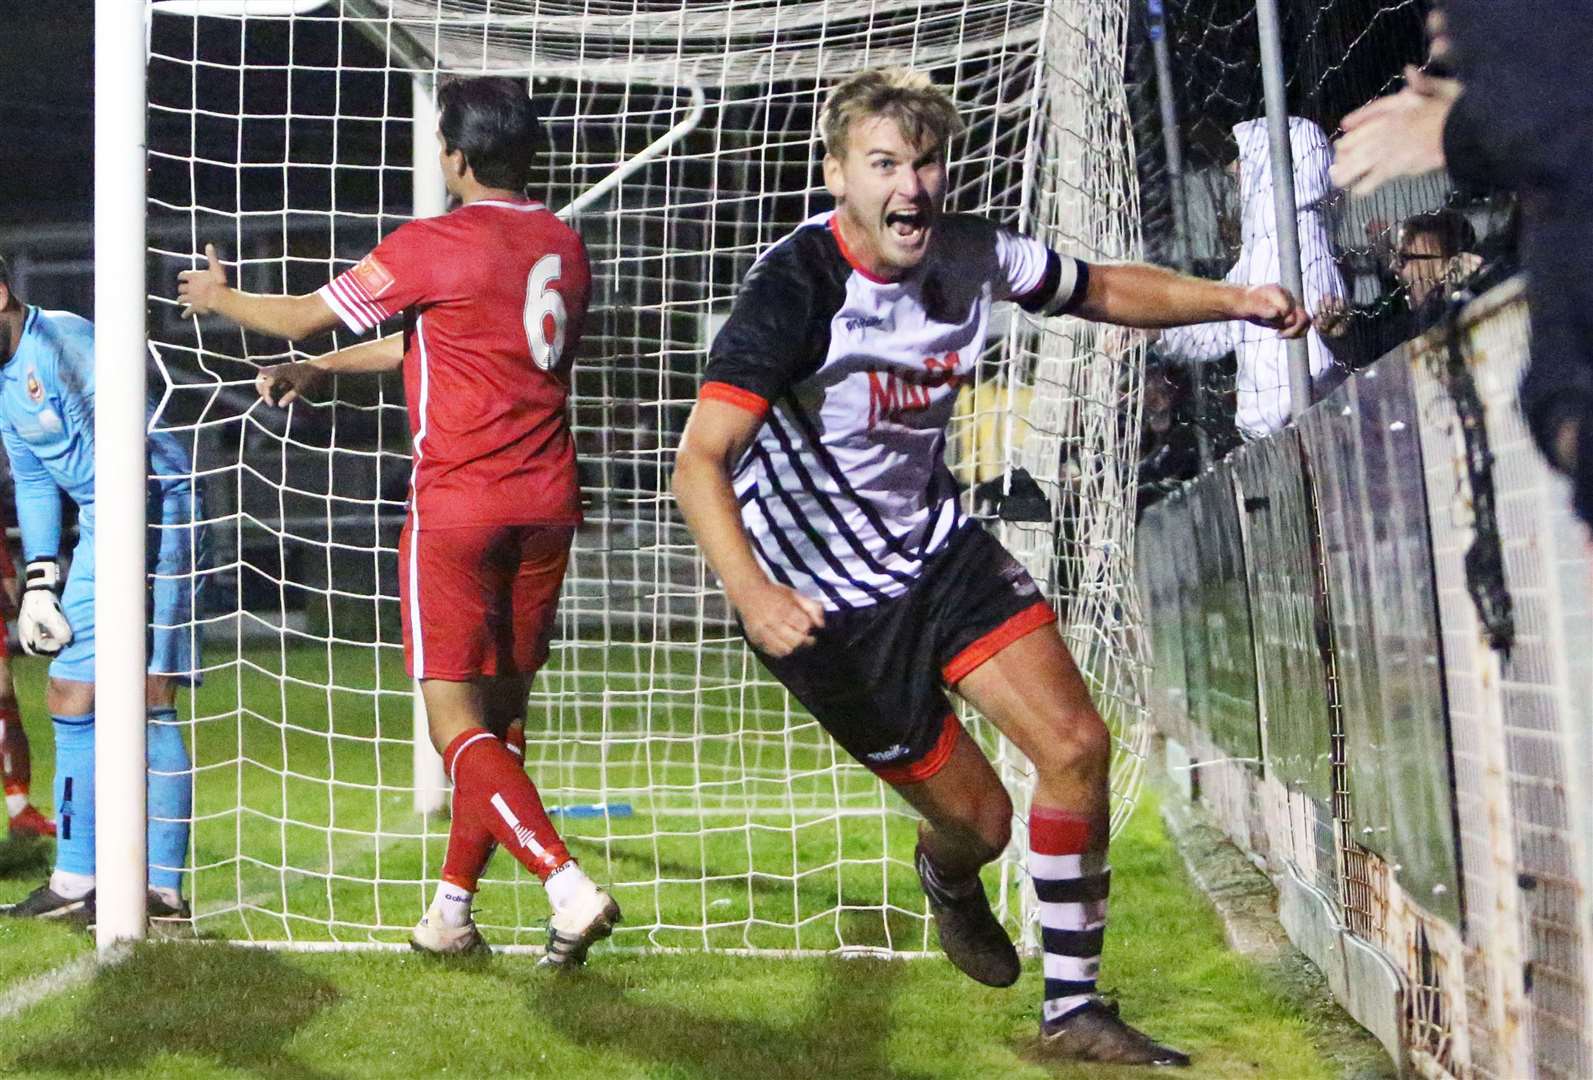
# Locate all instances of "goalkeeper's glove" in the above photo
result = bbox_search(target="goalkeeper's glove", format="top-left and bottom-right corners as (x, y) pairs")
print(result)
(19, 558), (72, 657)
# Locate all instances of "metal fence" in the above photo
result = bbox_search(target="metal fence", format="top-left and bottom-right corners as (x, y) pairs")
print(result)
(1139, 277), (1593, 1078)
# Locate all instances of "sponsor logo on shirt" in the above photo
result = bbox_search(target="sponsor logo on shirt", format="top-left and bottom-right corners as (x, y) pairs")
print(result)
(865, 351), (962, 429)
(350, 254), (396, 299)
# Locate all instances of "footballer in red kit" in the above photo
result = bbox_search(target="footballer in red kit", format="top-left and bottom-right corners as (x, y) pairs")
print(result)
(179, 75), (621, 967)
(316, 195), (589, 681)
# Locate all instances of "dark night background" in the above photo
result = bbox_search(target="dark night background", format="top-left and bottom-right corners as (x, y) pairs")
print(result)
(1, 12), (96, 228)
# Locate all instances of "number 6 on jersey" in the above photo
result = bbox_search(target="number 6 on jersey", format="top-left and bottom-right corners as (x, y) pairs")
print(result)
(525, 253), (567, 370)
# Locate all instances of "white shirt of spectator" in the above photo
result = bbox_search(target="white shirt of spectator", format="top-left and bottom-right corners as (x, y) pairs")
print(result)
(1158, 116), (1347, 437)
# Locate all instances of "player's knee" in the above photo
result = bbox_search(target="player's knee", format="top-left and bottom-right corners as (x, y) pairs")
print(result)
(46, 678), (94, 717)
(146, 675), (178, 710)
(1029, 708), (1111, 782)
(979, 790), (1014, 857)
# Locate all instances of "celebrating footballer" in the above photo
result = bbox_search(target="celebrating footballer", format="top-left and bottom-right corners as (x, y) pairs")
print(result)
(673, 67), (1308, 1067)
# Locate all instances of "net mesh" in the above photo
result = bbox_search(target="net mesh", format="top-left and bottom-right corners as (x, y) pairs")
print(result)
(144, 0), (1147, 952)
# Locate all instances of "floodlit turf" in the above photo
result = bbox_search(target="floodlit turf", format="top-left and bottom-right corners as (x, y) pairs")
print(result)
(0, 643), (1379, 1077)
(2, 787), (1363, 1079)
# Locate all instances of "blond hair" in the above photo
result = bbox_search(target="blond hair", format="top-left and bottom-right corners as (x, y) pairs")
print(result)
(819, 67), (964, 160)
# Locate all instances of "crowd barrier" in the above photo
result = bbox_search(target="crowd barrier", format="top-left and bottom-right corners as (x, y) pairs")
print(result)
(1138, 277), (1593, 1079)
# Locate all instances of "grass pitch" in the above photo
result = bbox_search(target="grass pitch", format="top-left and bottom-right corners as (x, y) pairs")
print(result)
(0, 644), (1379, 1077)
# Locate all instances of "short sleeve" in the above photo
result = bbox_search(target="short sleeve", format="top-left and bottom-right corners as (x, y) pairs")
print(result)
(701, 230), (838, 417)
(993, 227), (1090, 317)
(316, 221), (436, 335)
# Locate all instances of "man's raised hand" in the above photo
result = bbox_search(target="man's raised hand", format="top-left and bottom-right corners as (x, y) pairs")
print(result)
(1237, 284), (1311, 339)
(177, 243), (229, 318)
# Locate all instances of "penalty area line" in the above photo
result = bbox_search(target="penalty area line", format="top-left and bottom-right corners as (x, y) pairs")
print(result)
(0, 945), (126, 1024)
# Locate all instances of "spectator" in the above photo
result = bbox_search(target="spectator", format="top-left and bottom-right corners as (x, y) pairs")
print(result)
(1318, 209), (1481, 364)
(1155, 117), (1346, 438)
(1330, 2), (1593, 524)
(1136, 365), (1202, 515)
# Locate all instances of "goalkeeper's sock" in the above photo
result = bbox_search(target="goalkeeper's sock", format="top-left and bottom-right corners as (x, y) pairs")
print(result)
(51, 713), (96, 879)
(1, 705), (33, 813)
(443, 727), (571, 881)
(49, 868), (95, 901)
(1031, 805), (1109, 1026)
(146, 709), (192, 896)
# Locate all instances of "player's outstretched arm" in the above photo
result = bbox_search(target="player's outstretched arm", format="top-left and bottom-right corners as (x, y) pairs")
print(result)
(178, 243), (340, 342)
(672, 398), (825, 658)
(1076, 262), (1311, 338)
(256, 334), (404, 407)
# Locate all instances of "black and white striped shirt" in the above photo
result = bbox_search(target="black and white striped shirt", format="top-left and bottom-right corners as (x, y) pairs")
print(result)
(701, 210), (1088, 611)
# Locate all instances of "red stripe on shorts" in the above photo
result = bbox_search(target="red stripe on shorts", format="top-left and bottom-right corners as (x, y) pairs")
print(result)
(941, 600), (1057, 686)
(873, 713), (963, 786)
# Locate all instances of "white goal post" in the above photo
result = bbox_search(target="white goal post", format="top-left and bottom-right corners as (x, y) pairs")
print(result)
(98, 0), (1150, 954)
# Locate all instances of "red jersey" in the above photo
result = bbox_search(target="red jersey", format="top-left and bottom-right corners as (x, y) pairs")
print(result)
(318, 198), (590, 529)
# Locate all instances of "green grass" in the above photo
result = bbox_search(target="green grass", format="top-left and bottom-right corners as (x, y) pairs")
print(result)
(0, 643), (1372, 1077)
(0, 789), (1355, 1079)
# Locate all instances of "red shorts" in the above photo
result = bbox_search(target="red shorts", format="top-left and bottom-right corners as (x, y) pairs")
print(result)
(398, 521), (573, 681)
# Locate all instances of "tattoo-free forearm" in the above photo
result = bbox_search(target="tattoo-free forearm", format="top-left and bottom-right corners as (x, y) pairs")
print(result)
(212, 288), (337, 342)
(305, 333), (405, 374)
(671, 449), (771, 606)
(1076, 262), (1241, 328)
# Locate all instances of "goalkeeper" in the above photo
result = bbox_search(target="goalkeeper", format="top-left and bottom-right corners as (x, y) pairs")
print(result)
(674, 67), (1308, 1067)
(177, 75), (619, 967)
(0, 254), (203, 923)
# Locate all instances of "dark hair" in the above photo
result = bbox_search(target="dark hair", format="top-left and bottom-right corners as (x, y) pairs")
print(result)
(1401, 209), (1476, 258)
(437, 76), (541, 191)
(0, 254), (10, 291)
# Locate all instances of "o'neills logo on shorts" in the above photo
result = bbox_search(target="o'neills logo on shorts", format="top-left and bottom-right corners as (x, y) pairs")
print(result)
(999, 560), (1039, 597)
(866, 744), (910, 763)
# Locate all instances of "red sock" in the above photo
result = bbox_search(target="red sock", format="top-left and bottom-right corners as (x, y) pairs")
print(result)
(0, 706), (30, 799)
(442, 727), (570, 883)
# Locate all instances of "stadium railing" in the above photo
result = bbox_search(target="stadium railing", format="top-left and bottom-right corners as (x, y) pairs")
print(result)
(1138, 275), (1593, 1080)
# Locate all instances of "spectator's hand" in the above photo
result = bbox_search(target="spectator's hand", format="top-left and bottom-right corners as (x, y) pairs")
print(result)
(730, 580), (825, 658)
(1234, 284), (1311, 339)
(177, 243), (230, 318)
(255, 361), (325, 407)
(1448, 252), (1484, 284)
(1315, 297), (1352, 339)
(1331, 68), (1461, 196)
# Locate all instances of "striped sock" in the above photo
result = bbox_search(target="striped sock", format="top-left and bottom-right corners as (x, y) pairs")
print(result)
(1031, 805), (1109, 1026)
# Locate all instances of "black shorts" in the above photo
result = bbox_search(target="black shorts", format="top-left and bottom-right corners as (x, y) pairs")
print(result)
(750, 523), (1056, 785)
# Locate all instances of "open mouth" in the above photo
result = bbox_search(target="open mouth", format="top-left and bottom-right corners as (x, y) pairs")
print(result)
(885, 208), (930, 241)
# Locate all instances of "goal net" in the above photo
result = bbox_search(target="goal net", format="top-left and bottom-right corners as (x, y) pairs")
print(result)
(142, 0), (1146, 953)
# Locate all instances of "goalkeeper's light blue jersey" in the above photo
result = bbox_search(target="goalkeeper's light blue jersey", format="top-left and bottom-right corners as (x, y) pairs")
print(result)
(0, 305), (194, 561)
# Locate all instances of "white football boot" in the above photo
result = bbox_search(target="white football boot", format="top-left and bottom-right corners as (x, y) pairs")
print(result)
(539, 879), (621, 969)
(410, 900), (490, 956)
